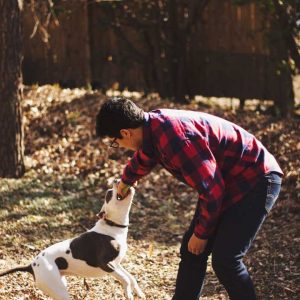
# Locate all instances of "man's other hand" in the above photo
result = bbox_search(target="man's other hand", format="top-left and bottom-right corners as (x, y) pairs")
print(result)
(188, 234), (208, 255)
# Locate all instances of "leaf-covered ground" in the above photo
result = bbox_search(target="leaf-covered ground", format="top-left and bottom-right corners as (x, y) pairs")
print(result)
(0, 85), (299, 299)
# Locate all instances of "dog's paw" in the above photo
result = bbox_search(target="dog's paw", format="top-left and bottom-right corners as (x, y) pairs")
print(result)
(138, 292), (146, 299)
(125, 294), (134, 300)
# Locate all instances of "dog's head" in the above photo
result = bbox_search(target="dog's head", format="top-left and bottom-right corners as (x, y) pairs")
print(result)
(98, 179), (135, 226)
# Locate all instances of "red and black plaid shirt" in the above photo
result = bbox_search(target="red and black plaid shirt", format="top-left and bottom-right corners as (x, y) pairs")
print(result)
(121, 109), (283, 239)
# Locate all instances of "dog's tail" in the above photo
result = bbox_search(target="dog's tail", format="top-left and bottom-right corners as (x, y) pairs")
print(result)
(0, 264), (33, 277)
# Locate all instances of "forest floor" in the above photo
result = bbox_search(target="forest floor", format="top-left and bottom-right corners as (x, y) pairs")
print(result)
(0, 84), (299, 300)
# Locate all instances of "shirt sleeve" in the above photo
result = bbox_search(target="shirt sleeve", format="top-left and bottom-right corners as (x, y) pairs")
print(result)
(172, 138), (225, 239)
(121, 149), (158, 186)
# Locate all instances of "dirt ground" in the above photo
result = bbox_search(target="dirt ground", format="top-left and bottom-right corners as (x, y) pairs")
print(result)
(0, 83), (299, 300)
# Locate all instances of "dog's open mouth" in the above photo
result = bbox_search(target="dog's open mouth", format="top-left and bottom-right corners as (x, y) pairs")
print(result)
(97, 211), (106, 219)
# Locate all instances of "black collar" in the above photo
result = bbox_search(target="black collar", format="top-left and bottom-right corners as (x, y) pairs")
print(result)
(104, 218), (128, 228)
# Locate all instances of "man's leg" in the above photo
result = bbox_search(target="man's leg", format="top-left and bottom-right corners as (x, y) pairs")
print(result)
(172, 204), (215, 300)
(211, 173), (282, 300)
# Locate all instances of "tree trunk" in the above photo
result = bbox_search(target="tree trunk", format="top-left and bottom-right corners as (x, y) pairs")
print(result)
(0, 0), (25, 178)
(272, 0), (300, 72)
(167, 0), (209, 102)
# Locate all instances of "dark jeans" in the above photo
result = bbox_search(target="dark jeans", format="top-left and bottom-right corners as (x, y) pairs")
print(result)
(172, 172), (282, 300)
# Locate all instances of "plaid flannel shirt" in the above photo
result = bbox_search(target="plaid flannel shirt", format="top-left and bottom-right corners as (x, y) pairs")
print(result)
(121, 109), (283, 239)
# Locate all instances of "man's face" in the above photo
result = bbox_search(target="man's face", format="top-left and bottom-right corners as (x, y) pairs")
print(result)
(108, 128), (143, 151)
(114, 136), (137, 151)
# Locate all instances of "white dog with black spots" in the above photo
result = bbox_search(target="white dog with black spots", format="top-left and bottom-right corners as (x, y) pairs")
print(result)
(0, 180), (145, 300)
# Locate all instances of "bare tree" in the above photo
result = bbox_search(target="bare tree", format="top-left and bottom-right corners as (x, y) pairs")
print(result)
(0, 0), (25, 178)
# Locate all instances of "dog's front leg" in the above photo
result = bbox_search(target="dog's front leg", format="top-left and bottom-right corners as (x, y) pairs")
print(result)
(119, 265), (145, 299)
(111, 266), (134, 300)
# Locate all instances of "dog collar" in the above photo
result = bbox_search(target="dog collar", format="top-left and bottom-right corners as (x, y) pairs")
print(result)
(104, 218), (128, 228)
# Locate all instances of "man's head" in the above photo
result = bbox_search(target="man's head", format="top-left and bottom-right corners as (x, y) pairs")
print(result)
(96, 97), (144, 151)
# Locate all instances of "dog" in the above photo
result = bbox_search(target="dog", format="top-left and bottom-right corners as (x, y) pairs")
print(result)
(0, 179), (145, 300)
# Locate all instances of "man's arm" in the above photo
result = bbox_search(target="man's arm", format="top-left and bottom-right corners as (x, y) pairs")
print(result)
(118, 149), (158, 197)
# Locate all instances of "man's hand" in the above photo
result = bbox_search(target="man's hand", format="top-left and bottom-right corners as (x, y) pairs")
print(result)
(188, 234), (208, 255)
(117, 180), (131, 200)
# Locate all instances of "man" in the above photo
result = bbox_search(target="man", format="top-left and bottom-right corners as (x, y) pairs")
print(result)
(95, 96), (283, 300)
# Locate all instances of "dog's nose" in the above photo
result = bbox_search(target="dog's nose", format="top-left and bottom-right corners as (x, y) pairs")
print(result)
(117, 194), (123, 201)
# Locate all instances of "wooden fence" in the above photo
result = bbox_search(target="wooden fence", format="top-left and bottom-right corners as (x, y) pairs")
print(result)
(22, 0), (294, 104)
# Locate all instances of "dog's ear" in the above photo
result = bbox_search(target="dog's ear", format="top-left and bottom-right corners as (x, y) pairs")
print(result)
(105, 189), (113, 203)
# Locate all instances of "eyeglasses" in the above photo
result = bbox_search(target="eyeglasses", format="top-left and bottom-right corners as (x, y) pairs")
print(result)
(109, 138), (119, 149)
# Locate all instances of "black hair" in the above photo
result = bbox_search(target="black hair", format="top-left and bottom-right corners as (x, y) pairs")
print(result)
(96, 97), (145, 138)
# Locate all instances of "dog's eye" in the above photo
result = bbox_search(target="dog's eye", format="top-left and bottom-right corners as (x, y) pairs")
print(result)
(105, 190), (113, 203)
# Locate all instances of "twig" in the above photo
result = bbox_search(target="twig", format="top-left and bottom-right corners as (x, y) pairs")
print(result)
(83, 278), (90, 299)
(275, 282), (296, 294)
(84, 278), (90, 291)
(30, 20), (40, 39)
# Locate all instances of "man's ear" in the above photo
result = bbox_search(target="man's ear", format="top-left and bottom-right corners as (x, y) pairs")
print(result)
(120, 129), (131, 138)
